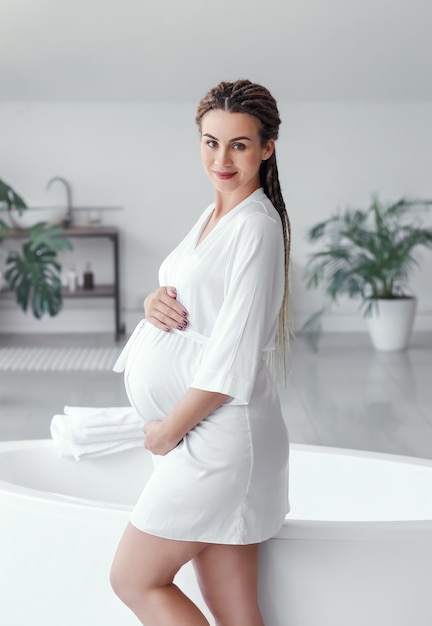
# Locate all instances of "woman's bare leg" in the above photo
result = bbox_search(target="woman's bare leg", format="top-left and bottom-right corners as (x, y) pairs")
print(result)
(193, 543), (265, 626)
(110, 522), (210, 626)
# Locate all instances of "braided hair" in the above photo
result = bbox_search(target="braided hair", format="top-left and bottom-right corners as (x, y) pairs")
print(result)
(196, 79), (291, 380)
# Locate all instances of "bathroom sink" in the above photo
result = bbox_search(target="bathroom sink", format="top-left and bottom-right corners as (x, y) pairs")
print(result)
(8, 206), (69, 229)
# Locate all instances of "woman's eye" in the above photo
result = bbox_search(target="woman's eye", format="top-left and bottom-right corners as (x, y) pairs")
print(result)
(206, 140), (218, 148)
(232, 143), (246, 150)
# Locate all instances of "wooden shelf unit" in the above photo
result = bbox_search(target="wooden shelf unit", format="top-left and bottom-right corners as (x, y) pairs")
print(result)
(3, 225), (126, 340)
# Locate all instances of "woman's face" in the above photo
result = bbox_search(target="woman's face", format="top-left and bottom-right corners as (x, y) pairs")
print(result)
(200, 109), (274, 202)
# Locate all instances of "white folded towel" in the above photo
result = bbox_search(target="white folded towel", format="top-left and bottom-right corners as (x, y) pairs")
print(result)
(50, 405), (144, 461)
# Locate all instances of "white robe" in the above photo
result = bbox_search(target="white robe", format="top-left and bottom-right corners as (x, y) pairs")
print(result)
(115, 188), (289, 544)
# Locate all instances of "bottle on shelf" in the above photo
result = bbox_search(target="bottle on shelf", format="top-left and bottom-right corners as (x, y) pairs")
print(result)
(83, 263), (94, 290)
(67, 267), (78, 293)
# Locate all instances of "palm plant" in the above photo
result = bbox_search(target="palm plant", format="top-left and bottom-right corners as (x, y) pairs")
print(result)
(0, 178), (72, 318)
(302, 195), (432, 350)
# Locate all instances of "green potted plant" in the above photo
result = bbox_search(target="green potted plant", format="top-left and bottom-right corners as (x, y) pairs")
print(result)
(0, 178), (72, 318)
(302, 195), (432, 351)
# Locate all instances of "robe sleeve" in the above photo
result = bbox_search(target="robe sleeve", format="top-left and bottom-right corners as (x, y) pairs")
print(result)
(190, 212), (285, 403)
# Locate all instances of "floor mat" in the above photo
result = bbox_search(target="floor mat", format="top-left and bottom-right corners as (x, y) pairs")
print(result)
(0, 346), (122, 371)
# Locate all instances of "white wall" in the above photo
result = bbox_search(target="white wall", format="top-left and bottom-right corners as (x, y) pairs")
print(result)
(1, 101), (431, 334)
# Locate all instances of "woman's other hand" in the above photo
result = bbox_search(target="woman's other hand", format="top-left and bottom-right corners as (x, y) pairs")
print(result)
(143, 420), (181, 456)
(144, 286), (189, 332)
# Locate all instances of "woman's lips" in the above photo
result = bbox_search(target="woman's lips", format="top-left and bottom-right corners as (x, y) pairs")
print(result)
(214, 171), (236, 180)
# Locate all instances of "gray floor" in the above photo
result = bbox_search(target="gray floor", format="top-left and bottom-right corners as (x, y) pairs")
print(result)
(1, 331), (432, 460)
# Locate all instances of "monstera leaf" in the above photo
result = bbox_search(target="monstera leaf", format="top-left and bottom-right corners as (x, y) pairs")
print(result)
(0, 178), (22, 242)
(4, 222), (73, 318)
(0, 179), (27, 211)
(0, 217), (10, 240)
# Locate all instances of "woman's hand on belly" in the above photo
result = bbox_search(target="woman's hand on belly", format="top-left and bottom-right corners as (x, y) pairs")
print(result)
(142, 389), (229, 455)
(143, 420), (182, 456)
(144, 286), (189, 333)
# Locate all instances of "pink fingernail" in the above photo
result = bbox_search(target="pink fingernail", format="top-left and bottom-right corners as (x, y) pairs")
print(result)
(164, 327), (170, 332)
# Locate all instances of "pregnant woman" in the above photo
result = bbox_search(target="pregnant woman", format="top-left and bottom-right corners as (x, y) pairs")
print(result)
(110, 79), (291, 626)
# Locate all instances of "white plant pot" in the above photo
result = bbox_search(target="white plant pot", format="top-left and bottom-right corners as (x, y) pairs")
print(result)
(366, 297), (417, 351)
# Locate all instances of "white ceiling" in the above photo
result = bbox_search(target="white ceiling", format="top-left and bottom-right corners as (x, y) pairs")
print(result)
(1, 0), (431, 102)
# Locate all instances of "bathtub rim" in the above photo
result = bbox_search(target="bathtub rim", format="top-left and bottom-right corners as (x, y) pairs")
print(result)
(0, 439), (431, 541)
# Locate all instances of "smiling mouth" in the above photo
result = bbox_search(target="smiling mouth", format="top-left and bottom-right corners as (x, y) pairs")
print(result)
(214, 171), (236, 180)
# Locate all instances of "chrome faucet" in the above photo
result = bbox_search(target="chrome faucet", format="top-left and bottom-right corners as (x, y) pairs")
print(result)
(46, 176), (73, 227)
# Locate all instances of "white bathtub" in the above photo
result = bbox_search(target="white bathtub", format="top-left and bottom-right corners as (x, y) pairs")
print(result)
(0, 440), (431, 626)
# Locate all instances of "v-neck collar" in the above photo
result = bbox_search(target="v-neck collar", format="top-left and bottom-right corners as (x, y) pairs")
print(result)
(193, 188), (266, 251)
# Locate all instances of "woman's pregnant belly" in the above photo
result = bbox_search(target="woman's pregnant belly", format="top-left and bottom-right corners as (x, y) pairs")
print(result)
(124, 321), (205, 422)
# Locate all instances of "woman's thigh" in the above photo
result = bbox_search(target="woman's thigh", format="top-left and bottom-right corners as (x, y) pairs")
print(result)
(193, 543), (264, 626)
(111, 522), (208, 595)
